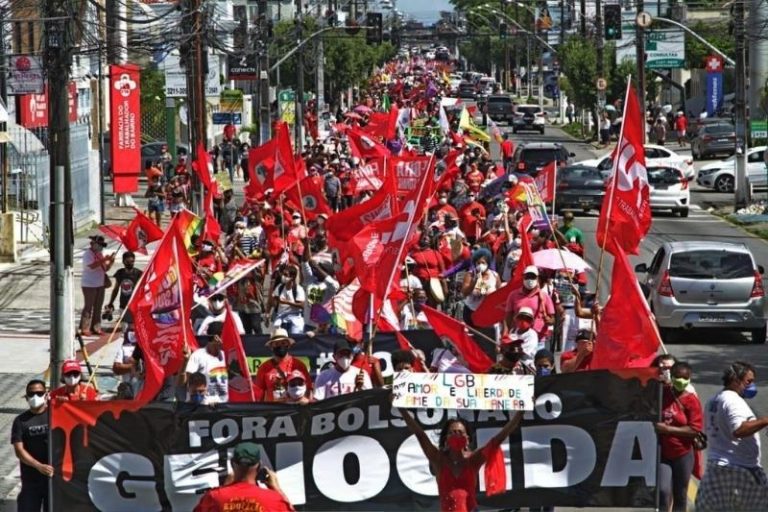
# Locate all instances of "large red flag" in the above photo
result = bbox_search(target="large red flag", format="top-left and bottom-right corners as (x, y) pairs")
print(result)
(361, 106), (399, 140)
(221, 305), (255, 402)
(352, 157), (386, 194)
(592, 240), (661, 369)
(123, 208), (164, 254)
(284, 175), (333, 221)
(472, 215), (534, 327)
(596, 82), (651, 255)
(389, 154), (433, 195)
(326, 169), (399, 242)
(130, 225), (197, 403)
(245, 139), (276, 199)
(534, 161), (556, 203)
(347, 128), (391, 160)
(272, 121), (301, 194)
(422, 306), (493, 373)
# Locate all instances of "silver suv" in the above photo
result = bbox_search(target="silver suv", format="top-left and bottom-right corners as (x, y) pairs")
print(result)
(635, 241), (767, 343)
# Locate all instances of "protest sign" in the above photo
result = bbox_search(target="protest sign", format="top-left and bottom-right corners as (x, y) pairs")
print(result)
(392, 372), (534, 410)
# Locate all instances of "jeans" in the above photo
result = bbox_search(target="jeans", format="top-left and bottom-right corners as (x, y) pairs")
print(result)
(17, 480), (48, 512)
(239, 311), (263, 335)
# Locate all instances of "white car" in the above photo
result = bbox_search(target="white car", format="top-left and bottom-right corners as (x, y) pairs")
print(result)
(577, 144), (695, 181)
(647, 166), (690, 217)
(696, 146), (768, 193)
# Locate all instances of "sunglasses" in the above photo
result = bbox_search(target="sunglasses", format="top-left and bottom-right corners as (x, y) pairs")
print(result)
(26, 391), (45, 397)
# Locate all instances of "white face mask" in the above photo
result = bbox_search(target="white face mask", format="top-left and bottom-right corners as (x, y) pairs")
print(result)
(336, 356), (352, 371)
(27, 394), (46, 410)
(292, 218), (301, 226)
(476, 263), (488, 274)
(281, 276), (292, 284)
(524, 278), (538, 290)
(211, 300), (225, 310)
(438, 197), (448, 205)
(287, 385), (306, 400)
(64, 375), (81, 387)
(201, 244), (213, 252)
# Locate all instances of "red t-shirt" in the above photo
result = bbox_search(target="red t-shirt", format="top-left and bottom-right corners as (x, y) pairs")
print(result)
(675, 116), (688, 132)
(559, 350), (592, 372)
(253, 355), (312, 402)
(501, 140), (515, 158)
(50, 383), (98, 401)
(193, 482), (294, 512)
(411, 249), (443, 280)
(659, 388), (703, 460)
(465, 170), (485, 193)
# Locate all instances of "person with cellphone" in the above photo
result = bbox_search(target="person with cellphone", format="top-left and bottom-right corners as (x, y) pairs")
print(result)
(193, 442), (293, 511)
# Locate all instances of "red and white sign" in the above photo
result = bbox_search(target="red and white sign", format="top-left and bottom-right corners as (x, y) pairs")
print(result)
(110, 64), (142, 194)
(705, 54), (724, 74)
(18, 83), (78, 129)
(7, 55), (45, 95)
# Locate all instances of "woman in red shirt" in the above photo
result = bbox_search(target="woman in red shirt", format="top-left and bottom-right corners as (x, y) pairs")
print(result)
(399, 408), (523, 512)
(49, 360), (98, 401)
(410, 235), (447, 306)
(464, 164), (484, 194)
(655, 361), (703, 512)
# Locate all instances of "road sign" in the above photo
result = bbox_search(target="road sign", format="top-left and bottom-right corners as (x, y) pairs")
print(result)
(644, 30), (685, 69)
(636, 11), (652, 29)
(227, 54), (258, 80)
(751, 120), (767, 139)
(164, 54), (221, 98)
(596, 78), (607, 91)
(212, 112), (242, 125)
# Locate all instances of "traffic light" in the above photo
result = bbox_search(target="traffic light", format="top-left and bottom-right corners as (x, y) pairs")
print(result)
(604, 4), (622, 40)
(499, 22), (507, 39)
(366, 12), (383, 45)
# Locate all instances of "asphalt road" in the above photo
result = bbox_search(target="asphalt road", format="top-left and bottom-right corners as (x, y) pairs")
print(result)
(509, 125), (768, 471)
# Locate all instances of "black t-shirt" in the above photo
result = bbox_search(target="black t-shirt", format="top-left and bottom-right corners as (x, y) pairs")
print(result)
(113, 267), (143, 308)
(11, 409), (49, 484)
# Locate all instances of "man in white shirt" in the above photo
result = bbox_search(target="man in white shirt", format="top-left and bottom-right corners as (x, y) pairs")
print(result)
(197, 293), (245, 335)
(314, 341), (372, 400)
(185, 322), (229, 403)
(696, 361), (768, 511)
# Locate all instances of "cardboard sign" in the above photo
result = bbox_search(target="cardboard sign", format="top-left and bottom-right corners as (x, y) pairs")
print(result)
(392, 372), (535, 411)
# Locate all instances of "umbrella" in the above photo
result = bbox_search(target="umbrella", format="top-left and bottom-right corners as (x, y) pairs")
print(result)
(344, 112), (363, 120)
(532, 248), (591, 272)
(353, 105), (372, 114)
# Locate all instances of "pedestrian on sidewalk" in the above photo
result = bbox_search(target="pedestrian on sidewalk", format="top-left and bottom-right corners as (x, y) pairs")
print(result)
(79, 235), (115, 336)
(12, 380), (51, 512)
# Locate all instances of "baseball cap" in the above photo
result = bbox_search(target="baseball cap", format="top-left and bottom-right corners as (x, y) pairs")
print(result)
(232, 442), (261, 466)
(516, 307), (534, 319)
(89, 235), (107, 247)
(287, 370), (306, 383)
(523, 265), (539, 276)
(333, 339), (353, 354)
(576, 329), (594, 342)
(62, 359), (81, 375)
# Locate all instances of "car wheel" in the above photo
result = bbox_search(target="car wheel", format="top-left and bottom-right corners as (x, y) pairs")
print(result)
(752, 325), (767, 344)
(677, 208), (689, 218)
(715, 175), (735, 193)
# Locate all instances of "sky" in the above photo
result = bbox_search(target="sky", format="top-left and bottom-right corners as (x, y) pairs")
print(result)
(396, 0), (454, 24)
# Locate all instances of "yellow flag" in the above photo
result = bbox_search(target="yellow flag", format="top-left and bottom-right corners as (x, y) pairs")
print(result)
(459, 108), (491, 143)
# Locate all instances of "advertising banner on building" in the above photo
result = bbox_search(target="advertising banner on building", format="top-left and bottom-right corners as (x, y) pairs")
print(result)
(17, 83), (78, 129)
(109, 63), (142, 194)
(51, 370), (659, 510)
(164, 54), (221, 98)
(7, 55), (45, 95)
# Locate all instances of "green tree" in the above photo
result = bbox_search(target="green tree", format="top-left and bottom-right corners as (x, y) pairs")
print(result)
(140, 68), (166, 141)
(685, 21), (735, 69)
(558, 36), (612, 109)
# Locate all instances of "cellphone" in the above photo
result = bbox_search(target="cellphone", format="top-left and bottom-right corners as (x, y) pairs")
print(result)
(257, 467), (269, 483)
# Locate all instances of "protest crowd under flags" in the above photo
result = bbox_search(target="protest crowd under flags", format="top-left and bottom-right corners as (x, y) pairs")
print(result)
(40, 60), (708, 512)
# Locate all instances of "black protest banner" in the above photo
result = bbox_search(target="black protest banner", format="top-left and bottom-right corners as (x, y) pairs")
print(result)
(51, 370), (659, 511)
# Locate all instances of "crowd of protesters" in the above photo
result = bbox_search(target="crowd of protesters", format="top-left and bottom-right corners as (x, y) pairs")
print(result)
(13, 56), (768, 512)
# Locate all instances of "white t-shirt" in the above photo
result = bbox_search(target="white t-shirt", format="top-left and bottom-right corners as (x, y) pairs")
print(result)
(513, 328), (540, 365)
(400, 275), (423, 292)
(114, 337), (138, 384)
(430, 348), (470, 373)
(314, 366), (372, 400)
(185, 348), (229, 403)
(81, 249), (106, 288)
(273, 283), (306, 317)
(705, 389), (761, 468)
(196, 311), (245, 336)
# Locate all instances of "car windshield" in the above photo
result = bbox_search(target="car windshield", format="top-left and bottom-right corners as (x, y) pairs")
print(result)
(647, 167), (680, 184)
(561, 167), (603, 179)
(488, 97), (512, 104)
(669, 250), (754, 279)
(521, 149), (558, 164)
(517, 106), (540, 115)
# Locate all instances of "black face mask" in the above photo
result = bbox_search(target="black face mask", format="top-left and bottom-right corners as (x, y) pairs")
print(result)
(503, 350), (521, 362)
(272, 346), (289, 358)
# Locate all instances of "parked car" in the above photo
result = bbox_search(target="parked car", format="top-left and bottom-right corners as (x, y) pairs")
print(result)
(554, 164), (609, 214)
(576, 144), (695, 180)
(690, 123), (736, 160)
(142, 141), (188, 163)
(636, 241), (767, 343)
(511, 142), (574, 175)
(485, 95), (515, 123)
(696, 146), (768, 193)
(512, 104), (546, 134)
(647, 166), (690, 217)
(457, 82), (477, 100)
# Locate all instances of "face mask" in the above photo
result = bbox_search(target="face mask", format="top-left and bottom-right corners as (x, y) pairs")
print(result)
(189, 392), (206, 404)
(282, 276), (292, 284)
(516, 319), (532, 331)
(661, 369), (671, 382)
(201, 245), (213, 252)
(27, 394), (46, 410)
(211, 300), (225, 310)
(272, 346), (289, 358)
(743, 383), (758, 399)
(537, 367), (552, 376)
(64, 375), (81, 387)
(503, 350), (520, 362)
(438, 197), (448, 205)
(287, 385), (306, 400)
(672, 377), (690, 392)
(446, 434), (467, 452)
(336, 356), (352, 371)
(524, 278), (538, 290)
(476, 263), (488, 273)
(292, 218), (301, 226)
(468, 195), (476, 202)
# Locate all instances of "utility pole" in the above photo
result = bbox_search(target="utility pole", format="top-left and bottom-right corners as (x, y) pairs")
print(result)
(636, 0), (646, 129)
(0, 7), (8, 215)
(256, 0), (271, 144)
(749, 0), (768, 137)
(182, 0), (207, 212)
(595, 0), (604, 78)
(44, 0), (74, 387)
(734, 0), (749, 208)
(580, 0), (586, 36)
(316, 1), (325, 136)
(294, 0), (304, 154)
(559, 0), (565, 46)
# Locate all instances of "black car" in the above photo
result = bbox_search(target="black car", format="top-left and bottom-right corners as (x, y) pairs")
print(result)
(485, 95), (515, 123)
(690, 123), (736, 160)
(457, 82), (477, 99)
(554, 165), (610, 213)
(511, 142), (574, 175)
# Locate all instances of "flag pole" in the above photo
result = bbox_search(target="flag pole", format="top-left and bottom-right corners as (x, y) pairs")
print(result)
(551, 161), (558, 216)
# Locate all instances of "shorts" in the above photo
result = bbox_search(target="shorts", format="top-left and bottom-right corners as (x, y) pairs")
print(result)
(148, 199), (165, 213)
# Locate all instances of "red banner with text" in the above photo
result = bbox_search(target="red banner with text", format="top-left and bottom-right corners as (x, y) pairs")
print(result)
(109, 64), (142, 194)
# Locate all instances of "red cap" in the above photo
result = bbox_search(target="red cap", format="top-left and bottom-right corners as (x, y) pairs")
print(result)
(62, 359), (81, 374)
(287, 370), (306, 383)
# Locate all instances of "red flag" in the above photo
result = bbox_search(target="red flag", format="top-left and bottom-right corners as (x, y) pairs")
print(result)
(592, 240), (661, 369)
(284, 176), (333, 221)
(326, 170), (399, 242)
(472, 215), (534, 327)
(130, 225), (197, 403)
(422, 306), (493, 373)
(273, 121), (301, 194)
(245, 139), (276, 199)
(98, 224), (127, 244)
(123, 208), (164, 254)
(347, 128), (391, 160)
(221, 305), (255, 402)
(596, 82), (651, 255)
(195, 143), (214, 192)
(351, 157), (386, 194)
(388, 155), (433, 195)
(534, 161), (557, 203)
(361, 106), (399, 140)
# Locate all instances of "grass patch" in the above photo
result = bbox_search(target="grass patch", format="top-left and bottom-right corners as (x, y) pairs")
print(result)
(561, 122), (586, 140)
